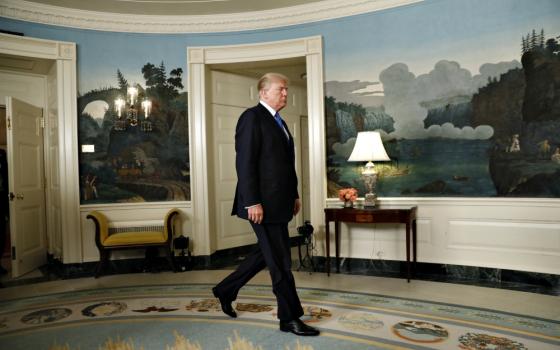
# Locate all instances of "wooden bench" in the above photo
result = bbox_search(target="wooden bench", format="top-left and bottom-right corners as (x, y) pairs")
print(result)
(87, 208), (179, 278)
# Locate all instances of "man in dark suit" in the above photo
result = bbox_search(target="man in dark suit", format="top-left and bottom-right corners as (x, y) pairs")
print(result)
(212, 73), (319, 336)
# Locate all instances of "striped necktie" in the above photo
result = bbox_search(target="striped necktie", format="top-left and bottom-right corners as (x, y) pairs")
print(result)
(274, 113), (289, 138)
(274, 112), (284, 129)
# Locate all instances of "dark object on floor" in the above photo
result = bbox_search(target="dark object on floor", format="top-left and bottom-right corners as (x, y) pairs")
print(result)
(279, 319), (320, 336)
(296, 221), (315, 272)
(87, 208), (180, 278)
(212, 287), (237, 318)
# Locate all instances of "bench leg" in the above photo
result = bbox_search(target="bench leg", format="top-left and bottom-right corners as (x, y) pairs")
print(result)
(95, 250), (111, 278)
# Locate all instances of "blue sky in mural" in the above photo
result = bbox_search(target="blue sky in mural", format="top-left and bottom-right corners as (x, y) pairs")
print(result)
(1, 0), (558, 95)
(76, 0), (560, 94)
(322, 0), (560, 83)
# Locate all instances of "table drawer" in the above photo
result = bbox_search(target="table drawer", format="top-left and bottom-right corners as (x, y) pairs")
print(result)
(355, 214), (373, 222)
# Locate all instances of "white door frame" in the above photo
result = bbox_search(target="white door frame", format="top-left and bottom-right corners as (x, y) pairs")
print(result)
(0, 33), (81, 263)
(187, 36), (326, 256)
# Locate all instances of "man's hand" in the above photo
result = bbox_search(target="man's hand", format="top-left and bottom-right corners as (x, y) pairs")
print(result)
(293, 198), (301, 216)
(248, 204), (264, 224)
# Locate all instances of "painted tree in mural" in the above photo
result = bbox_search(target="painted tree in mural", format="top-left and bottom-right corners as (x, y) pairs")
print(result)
(117, 69), (128, 91)
(545, 38), (560, 55)
(141, 62), (184, 132)
(78, 62), (190, 203)
(142, 62), (183, 101)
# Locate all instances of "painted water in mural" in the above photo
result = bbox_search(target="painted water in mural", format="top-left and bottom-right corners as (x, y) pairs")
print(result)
(78, 62), (189, 203)
(326, 28), (560, 198)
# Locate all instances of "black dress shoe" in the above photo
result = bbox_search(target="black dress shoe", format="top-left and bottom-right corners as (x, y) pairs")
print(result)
(280, 319), (320, 336)
(212, 287), (237, 318)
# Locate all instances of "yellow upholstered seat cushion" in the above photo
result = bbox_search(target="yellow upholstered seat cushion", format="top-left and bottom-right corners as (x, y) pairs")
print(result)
(103, 231), (166, 246)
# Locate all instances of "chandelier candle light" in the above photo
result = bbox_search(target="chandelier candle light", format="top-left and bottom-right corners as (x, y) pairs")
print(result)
(114, 85), (152, 132)
(348, 131), (391, 207)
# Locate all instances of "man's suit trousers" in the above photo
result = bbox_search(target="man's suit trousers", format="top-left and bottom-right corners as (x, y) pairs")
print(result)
(213, 222), (304, 321)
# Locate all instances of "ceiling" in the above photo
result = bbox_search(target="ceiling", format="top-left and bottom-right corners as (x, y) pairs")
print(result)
(21, 0), (324, 16)
(3, 0), (420, 33)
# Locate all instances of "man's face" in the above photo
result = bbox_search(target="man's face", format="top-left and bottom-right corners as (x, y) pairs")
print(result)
(261, 79), (288, 111)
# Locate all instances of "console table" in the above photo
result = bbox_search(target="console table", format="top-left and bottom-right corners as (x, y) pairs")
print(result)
(324, 206), (418, 282)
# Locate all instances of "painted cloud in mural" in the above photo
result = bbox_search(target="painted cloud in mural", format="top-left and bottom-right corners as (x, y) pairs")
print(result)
(379, 59), (519, 140)
(325, 81), (384, 107)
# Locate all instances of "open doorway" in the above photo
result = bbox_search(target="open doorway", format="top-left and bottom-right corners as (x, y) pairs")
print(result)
(207, 59), (309, 250)
(0, 33), (80, 274)
(0, 53), (52, 279)
(187, 36), (327, 257)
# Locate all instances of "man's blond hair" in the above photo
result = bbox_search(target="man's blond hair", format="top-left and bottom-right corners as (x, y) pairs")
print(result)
(258, 73), (289, 92)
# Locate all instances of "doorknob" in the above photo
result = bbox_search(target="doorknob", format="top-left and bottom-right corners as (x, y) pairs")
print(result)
(16, 193), (24, 200)
(8, 192), (15, 201)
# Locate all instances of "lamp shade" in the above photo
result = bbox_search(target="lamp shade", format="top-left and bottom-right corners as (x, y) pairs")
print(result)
(348, 131), (390, 162)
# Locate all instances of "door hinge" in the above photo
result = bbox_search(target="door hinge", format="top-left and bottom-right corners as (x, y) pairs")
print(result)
(40, 117), (45, 128)
(7, 117), (11, 130)
(11, 246), (16, 260)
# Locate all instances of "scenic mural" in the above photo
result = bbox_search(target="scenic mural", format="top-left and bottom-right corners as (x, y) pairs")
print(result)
(323, 0), (560, 198)
(5, 0), (555, 203)
(78, 62), (190, 203)
(325, 29), (560, 197)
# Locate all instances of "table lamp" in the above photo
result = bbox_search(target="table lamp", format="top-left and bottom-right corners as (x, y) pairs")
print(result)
(348, 131), (390, 207)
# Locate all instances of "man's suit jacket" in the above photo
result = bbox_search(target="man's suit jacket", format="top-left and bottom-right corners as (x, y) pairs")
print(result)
(231, 103), (299, 224)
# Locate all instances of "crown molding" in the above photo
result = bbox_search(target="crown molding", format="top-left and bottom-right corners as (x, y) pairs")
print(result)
(0, 0), (422, 34)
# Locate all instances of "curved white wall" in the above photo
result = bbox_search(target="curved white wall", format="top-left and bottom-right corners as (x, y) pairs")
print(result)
(2, 0), (559, 275)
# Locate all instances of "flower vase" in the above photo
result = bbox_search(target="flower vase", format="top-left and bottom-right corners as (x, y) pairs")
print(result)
(344, 200), (353, 208)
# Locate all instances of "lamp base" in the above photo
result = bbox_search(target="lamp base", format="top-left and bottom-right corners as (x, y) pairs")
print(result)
(363, 192), (377, 207)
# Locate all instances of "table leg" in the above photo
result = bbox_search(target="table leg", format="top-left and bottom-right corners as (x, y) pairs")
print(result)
(406, 221), (411, 283)
(335, 220), (340, 273)
(325, 219), (330, 276)
(412, 219), (417, 274)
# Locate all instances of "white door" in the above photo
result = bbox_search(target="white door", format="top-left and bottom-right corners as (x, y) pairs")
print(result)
(212, 103), (254, 249)
(6, 97), (47, 277)
(210, 71), (304, 250)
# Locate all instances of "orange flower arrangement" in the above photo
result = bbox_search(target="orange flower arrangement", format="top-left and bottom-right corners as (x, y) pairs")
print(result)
(338, 188), (358, 202)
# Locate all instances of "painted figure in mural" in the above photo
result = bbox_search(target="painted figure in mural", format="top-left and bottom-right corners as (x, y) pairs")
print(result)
(551, 147), (560, 164)
(507, 134), (521, 153)
(84, 174), (98, 200)
(212, 73), (319, 336)
(537, 139), (551, 159)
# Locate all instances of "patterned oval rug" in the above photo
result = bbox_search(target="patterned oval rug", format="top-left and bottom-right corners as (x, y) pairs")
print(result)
(0, 283), (558, 349)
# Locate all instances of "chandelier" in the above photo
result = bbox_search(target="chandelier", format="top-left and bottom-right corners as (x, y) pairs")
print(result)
(114, 86), (152, 132)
